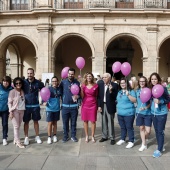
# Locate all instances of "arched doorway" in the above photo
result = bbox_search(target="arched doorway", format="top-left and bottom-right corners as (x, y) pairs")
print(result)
(106, 36), (143, 80)
(159, 38), (170, 78)
(54, 35), (92, 79)
(0, 36), (36, 79)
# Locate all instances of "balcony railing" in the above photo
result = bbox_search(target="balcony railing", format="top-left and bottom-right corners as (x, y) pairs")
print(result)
(0, 0), (170, 11)
(54, 0), (169, 9)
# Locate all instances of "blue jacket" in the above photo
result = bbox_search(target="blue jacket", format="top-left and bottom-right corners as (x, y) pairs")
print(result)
(135, 89), (151, 115)
(23, 78), (44, 107)
(46, 86), (61, 112)
(0, 84), (13, 111)
(151, 87), (170, 115)
(59, 78), (80, 109)
(116, 90), (136, 116)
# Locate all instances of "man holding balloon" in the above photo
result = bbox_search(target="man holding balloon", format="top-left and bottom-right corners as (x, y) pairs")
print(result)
(59, 68), (80, 143)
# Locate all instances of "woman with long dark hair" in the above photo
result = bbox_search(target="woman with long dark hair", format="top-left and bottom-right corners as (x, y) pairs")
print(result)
(116, 77), (136, 149)
(149, 72), (169, 158)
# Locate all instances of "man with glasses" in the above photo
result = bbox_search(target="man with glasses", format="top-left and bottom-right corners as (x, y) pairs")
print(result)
(23, 68), (44, 145)
(59, 68), (80, 143)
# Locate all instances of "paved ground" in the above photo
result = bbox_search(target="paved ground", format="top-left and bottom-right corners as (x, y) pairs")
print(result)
(0, 106), (170, 170)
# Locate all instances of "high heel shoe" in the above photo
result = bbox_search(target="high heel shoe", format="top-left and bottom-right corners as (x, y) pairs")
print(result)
(92, 136), (95, 143)
(13, 140), (16, 145)
(16, 142), (25, 149)
(85, 136), (89, 143)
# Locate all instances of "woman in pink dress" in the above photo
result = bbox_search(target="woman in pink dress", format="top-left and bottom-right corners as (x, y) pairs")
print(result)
(81, 72), (98, 143)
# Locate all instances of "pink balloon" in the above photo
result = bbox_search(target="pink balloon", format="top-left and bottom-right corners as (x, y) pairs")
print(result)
(140, 88), (152, 103)
(76, 57), (85, 69)
(121, 62), (131, 76)
(152, 84), (164, 98)
(61, 67), (70, 79)
(70, 84), (80, 95)
(40, 87), (50, 102)
(112, 61), (121, 73)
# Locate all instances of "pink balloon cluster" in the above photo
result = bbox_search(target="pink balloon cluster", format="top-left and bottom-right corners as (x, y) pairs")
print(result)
(140, 85), (164, 103)
(76, 57), (85, 70)
(71, 84), (80, 95)
(40, 87), (50, 102)
(112, 61), (131, 76)
(61, 67), (70, 79)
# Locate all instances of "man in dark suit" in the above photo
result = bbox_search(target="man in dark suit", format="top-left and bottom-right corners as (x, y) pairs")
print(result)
(97, 73), (118, 145)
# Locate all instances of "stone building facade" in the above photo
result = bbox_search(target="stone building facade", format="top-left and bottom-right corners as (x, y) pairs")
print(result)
(0, 0), (170, 81)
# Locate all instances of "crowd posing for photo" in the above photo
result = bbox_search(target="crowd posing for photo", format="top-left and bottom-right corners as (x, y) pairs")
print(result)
(0, 68), (169, 158)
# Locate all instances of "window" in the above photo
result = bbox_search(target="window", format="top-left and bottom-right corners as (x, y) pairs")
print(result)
(64, 0), (84, 9)
(10, 0), (28, 10)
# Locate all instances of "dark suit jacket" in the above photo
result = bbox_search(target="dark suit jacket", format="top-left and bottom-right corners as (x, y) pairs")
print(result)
(97, 80), (118, 115)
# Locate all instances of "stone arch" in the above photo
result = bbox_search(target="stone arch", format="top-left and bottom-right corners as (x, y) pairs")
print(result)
(52, 32), (95, 59)
(105, 33), (148, 59)
(0, 34), (38, 78)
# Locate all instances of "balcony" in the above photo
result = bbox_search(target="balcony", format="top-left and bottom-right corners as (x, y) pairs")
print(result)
(54, 0), (169, 9)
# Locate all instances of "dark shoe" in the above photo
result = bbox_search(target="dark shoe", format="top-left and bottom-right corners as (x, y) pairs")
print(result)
(99, 138), (108, 142)
(110, 140), (115, 145)
(62, 137), (69, 143)
(71, 136), (78, 142)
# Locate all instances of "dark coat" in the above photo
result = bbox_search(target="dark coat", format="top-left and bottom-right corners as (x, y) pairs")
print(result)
(97, 80), (118, 114)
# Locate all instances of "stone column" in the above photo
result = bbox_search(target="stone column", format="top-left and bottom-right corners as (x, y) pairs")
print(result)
(145, 16), (159, 78)
(36, 14), (52, 78)
(92, 15), (106, 76)
(0, 54), (4, 79)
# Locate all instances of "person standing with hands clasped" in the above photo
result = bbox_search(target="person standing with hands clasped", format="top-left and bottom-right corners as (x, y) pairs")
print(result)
(8, 77), (25, 148)
(44, 76), (61, 144)
(98, 73), (118, 145)
(60, 68), (80, 143)
(149, 72), (170, 158)
(81, 72), (98, 143)
(116, 77), (136, 149)
(135, 76), (151, 151)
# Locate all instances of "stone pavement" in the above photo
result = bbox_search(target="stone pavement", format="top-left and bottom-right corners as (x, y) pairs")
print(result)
(0, 107), (170, 170)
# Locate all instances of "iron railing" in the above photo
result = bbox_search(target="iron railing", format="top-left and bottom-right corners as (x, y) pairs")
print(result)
(0, 0), (170, 11)
(54, 0), (168, 9)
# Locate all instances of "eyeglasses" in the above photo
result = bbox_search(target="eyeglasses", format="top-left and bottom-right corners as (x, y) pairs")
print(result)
(52, 81), (57, 82)
(139, 81), (145, 83)
(16, 82), (22, 85)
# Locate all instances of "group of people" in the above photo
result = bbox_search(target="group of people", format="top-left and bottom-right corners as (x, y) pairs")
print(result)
(0, 68), (169, 158)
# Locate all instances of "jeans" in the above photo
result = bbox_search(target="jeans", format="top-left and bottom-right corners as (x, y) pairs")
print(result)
(152, 114), (167, 152)
(118, 115), (135, 142)
(62, 108), (78, 138)
(0, 110), (9, 139)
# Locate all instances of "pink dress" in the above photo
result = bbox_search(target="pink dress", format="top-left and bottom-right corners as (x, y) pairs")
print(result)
(81, 84), (98, 122)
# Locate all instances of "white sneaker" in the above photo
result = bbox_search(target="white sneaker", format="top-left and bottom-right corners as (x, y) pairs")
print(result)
(53, 135), (58, 143)
(47, 137), (52, 144)
(116, 140), (125, 145)
(24, 137), (29, 145)
(35, 136), (42, 144)
(3, 139), (8, 146)
(126, 142), (134, 149)
(138, 144), (147, 151)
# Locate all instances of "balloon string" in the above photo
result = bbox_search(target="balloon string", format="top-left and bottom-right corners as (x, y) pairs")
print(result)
(80, 69), (81, 77)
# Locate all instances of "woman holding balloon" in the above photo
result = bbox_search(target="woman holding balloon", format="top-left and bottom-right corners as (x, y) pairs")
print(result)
(81, 72), (98, 143)
(135, 76), (152, 152)
(149, 72), (170, 158)
(42, 76), (61, 144)
(116, 77), (136, 149)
